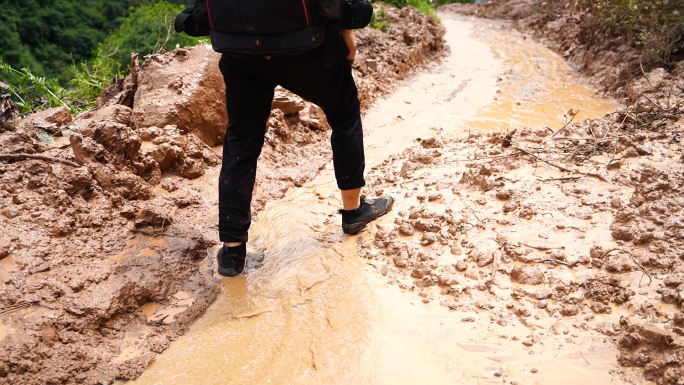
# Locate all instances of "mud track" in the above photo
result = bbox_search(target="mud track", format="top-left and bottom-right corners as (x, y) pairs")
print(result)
(2, 5), (684, 385)
(134, 13), (682, 385)
(0, 6), (445, 384)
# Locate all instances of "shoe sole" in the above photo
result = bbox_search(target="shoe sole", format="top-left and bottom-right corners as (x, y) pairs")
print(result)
(342, 196), (394, 235)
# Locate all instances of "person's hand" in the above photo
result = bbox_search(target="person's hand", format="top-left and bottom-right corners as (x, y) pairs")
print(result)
(341, 29), (356, 62)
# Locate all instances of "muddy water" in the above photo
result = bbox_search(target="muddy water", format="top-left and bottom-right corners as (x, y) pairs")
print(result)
(131, 14), (618, 384)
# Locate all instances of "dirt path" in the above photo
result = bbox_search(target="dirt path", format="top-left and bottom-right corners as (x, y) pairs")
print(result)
(125, 14), (662, 385)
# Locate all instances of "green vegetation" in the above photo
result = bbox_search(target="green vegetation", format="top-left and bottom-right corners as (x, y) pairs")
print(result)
(377, 0), (437, 16)
(102, 2), (204, 70)
(1, 1), (199, 114)
(579, 0), (684, 70)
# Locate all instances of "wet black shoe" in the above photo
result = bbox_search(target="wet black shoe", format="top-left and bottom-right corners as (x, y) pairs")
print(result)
(217, 244), (246, 277)
(340, 195), (394, 235)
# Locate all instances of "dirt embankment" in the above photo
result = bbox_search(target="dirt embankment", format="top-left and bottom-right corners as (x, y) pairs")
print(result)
(0, 6), (445, 385)
(441, 0), (684, 104)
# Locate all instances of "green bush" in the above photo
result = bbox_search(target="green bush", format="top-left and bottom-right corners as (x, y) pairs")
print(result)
(1, 1), (203, 115)
(579, 0), (684, 70)
(375, 0), (437, 16)
(102, 2), (204, 71)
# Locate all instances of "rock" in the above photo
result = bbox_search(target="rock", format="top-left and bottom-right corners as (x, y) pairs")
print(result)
(496, 189), (512, 200)
(511, 266), (545, 285)
(473, 250), (494, 267)
(272, 88), (306, 115)
(420, 137), (444, 149)
(635, 145), (652, 156)
(398, 223), (415, 236)
(664, 275), (684, 288)
(455, 260), (468, 271)
(161, 178), (180, 192)
(72, 104), (133, 129)
(607, 159), (624, 170)
(306, 105), (329, 131)
(393, 253), (409, 268)
(438, 273), (458, 286)
(134, 205), (172, 228)
(18, 106), (72, 130)
(503, 201), (518, 213)
(146, 143), (184, 171)
(0, 236), (11, 259)
(180, 157), (206, 179)
(623, 147), (640, 158)
(640, 325), (674, 346)
(421, 232), (439, 245)
(610, 197), (622, 208)
(132, 46), (227, 146)
(138, 126), (161, 141)
(29, 262), (51, 274)
(365, 59), (378, 71)
(0, 361), (8, 377)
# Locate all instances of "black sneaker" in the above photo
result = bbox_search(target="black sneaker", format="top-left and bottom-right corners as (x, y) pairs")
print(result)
(217, 244), (246, 277)
(340, 195), (394, 235)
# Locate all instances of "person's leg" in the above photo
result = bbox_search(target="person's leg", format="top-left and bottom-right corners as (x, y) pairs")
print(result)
(274, 32), (393, 233)
(217, 55), (276, 275)
(274, 32), (366, 195)
(341, 188), (361, 210)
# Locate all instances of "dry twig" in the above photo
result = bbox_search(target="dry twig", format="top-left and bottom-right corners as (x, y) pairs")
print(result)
(0, 153), (80, 167)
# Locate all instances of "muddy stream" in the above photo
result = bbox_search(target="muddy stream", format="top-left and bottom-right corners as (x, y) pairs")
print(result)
(129, 14), (629, 384)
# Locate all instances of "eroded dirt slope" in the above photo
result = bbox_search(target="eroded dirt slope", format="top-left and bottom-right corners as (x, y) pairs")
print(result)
(441, 0), (684, 104)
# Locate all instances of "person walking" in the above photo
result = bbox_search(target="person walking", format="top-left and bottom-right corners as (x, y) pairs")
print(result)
(176, 0), (394, 277)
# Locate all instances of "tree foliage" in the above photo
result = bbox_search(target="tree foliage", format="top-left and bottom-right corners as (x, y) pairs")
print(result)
(0, 0), (193, 83)
(102, 2), (204, 70)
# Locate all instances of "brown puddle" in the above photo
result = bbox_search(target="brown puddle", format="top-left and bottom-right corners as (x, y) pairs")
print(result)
(130, 14), (633, 385)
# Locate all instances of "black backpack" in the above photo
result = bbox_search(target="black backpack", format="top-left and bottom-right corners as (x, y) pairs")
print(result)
(175, 0), (373, 56)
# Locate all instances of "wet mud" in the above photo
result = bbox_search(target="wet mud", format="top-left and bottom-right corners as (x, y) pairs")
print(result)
(1, 5), (683, 385)
(0, 5), (446, 385)
(129, 13), (684, 385)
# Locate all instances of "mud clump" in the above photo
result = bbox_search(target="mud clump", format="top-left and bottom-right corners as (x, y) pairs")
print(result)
(614, 318), (684, 385)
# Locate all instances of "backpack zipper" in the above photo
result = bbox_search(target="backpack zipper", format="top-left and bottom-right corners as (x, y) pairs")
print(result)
(301, 0), (310, 26)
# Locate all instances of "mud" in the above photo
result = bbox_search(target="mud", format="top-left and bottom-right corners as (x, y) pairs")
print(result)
(130, 13), (674, 385)
(355, 89), (684, 383)
(0, 5), (445, 385)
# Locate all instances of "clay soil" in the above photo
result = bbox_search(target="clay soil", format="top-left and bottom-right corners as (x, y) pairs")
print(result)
(2, 2), (684, 385)
(0, 6), (445, 385)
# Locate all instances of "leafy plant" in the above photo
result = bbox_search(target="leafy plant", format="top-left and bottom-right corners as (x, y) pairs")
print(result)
(578, 0), (684, 70)
(374, 0), (438, 17)
(102, 2), (204, 69)
(370, 4), (393, 32)
(0, 60), (69, 113)
(67, 45), (125, 112)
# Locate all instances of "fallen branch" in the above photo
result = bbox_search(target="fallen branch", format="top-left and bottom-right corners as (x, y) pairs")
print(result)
(515, 147), (608, 182)
(0, 153), (80, 167)
(603, 249), (652, 287)
(552, 109), (580, 137)
(521, 242), (565, 251)
(535, 259), (574, 267)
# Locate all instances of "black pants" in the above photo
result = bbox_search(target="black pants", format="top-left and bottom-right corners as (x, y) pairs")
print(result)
(218, 32), (366, 243)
